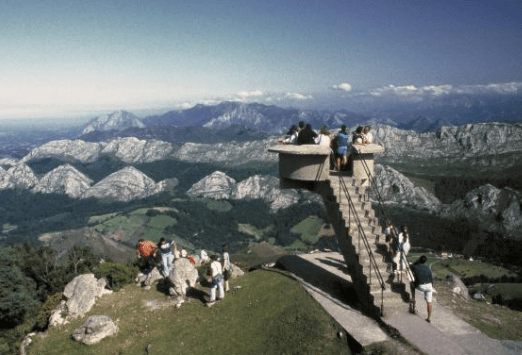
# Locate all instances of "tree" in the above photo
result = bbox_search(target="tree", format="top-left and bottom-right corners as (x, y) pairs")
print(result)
(0, 264), (39, 327)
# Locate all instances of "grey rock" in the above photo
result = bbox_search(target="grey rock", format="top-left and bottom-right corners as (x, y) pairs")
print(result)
(373, 122), (522, 161)
(173, 139), (278, 165)
(446, 274), (470, 300)
(439, 184), (522, 239)
(229, 263), (245, 279)
(144, 268), (163, 287)
(48, 301), (68, 327)
(186, 171), (236, 199)
(62, 274), (108, 319)
(370, 164), (441, 212)
(6, 164), (38, 189)
(83, 166), (161, 202)
(21, 139), (102, 164)
(0, 166), (14, 189)
(230, 175), (300, 210)
(167, 258), (199, 298)
(187, 172), (302, 210)
(32, 164), (93, 198)
(100, 137), (172, 163)
(473, 292), (486, 301)
(72, 315), (118, 345)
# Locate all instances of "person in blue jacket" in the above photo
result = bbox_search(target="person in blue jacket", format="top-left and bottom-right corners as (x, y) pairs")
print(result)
(335, 125), (350, 170)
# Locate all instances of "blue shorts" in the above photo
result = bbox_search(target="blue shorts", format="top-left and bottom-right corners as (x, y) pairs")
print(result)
(336, 146), (348, 156)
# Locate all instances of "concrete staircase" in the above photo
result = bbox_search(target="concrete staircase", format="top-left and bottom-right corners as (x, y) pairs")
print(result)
(319, 173), (412, 319)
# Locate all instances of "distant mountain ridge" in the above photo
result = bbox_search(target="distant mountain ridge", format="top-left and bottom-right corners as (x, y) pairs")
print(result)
(77, 95), (522, 142)
(79, 103), (370, 141)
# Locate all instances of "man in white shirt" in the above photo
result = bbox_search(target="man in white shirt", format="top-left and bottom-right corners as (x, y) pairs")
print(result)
(208, 254), (224, 305)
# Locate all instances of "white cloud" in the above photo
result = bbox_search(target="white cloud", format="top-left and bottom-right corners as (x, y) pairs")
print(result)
(332, 82), (353, 91)
(368, 82), (521, 98)
(236, 90), (264, 100)
(284, 92), (313, 101)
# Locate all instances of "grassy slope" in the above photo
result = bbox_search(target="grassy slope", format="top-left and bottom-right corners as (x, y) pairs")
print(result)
(28, 270), (349, 355)
(407, 252), (522, 341)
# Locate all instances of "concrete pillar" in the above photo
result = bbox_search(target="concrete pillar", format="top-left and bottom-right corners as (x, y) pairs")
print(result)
(350, 144), (384, 186)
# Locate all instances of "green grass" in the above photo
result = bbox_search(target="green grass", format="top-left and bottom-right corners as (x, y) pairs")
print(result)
(435, 280), (522, 340)
(91, 214), (144, 235)
(290, 216), (324, 245)
(146, 215), (176, 229)
(237, 223), (273, 241)
(404, 252), (522, 340)
(28, 270), (349, 355)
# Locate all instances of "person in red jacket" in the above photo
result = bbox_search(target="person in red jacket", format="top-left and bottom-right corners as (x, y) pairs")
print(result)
(136, 239), (158, 271)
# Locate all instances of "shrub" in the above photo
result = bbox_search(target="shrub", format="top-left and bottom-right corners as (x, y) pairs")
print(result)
(94, 262), (139, 291)
(34, 292), (63, 330)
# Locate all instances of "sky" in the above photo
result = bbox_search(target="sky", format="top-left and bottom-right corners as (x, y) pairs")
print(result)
(1, 0), (522, 120)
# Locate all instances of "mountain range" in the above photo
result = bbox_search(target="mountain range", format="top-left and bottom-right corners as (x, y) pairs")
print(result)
(76, 94), (522, 143)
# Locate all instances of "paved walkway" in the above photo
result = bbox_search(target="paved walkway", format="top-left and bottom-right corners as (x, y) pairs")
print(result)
(280, 251), (522, 355)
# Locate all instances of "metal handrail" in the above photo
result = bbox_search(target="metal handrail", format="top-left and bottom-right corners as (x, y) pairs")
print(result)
(327, 151), (386, 315)
(358, 154), (415, 295)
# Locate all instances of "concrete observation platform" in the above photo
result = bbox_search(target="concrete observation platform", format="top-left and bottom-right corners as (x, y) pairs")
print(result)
(268, 143), (384, 187)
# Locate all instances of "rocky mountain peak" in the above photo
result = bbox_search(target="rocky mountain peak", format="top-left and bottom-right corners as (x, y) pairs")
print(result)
(186, 171), (237, 199)
(32, 164), (93, 198)
(83, 166), (165, 202)
(186, 171), (302, 210)
(82, 110), (145, 135)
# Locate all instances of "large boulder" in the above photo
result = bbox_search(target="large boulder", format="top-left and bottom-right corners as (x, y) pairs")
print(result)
(62, 274), (111, 319)
(72, 315), (118, 345)
(229, 263), (245, 279)
(168, 258), (199, 299)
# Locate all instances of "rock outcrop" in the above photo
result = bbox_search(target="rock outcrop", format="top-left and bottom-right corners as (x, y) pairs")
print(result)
(49, 274), (112, 326)
(231, 175), (300, 210)
(136, 268), (163, 289)
(21, 140), (102, 164)
(373, 123), (522, 159)
(0, 161), (176, 202)
(83, 166), (175, 202)
(72, 315), (118, 345)
(168, 258), (199, 300)
(100, 137), (173, 163)
(439, 184), (522, 239)
(186, 171), (236, 199)
(186, 171), (302, 210)
(6, 164), (38, 189)
(173, 139), (278, 165)
(32, 164), (93, 198)
(370, 164), (441, 212)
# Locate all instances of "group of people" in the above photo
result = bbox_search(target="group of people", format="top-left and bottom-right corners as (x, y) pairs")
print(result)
(281, 122), (374, 172)
(382, 221), (433, 323)
(135, 239), (232, 306)
(384, 221), (411, 274)
(283, 121), (329, 146)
